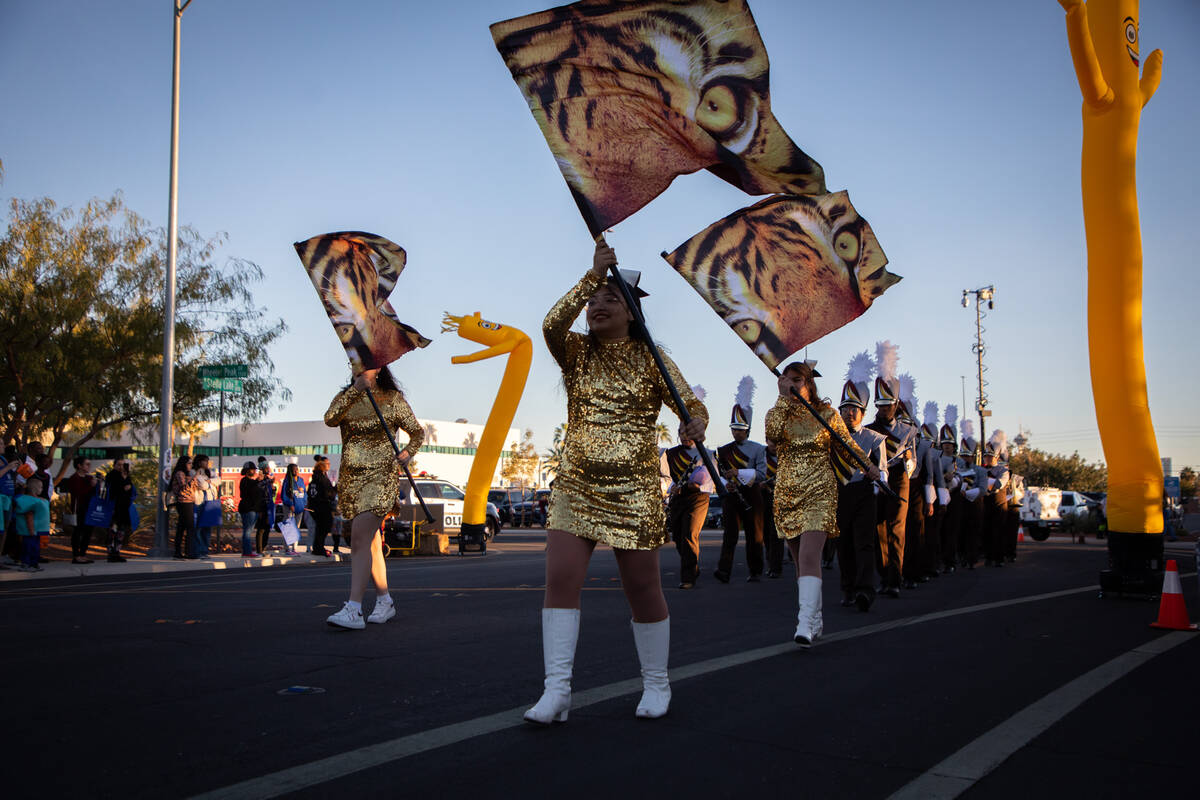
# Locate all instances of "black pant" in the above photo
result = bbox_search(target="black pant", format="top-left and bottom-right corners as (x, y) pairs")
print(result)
(667, 490), (708, 582)
(924, 504), (945, 574)
(71, 522), (94, 559)
(1005, 506), (1021, 560)
(960, 497), (984, 565)
(762, 490), (783, 574)
(836, 480), (876, 599)
(174, 502), (195, 557)
(903, 483), (926, 582)
(108, 522), (131, 556)
(717, 487), (764, 577)
(255, 514), (271, 554)
(310, 507), (333, 553)
(985, 498), (1008, 563)
(942, 496), (963, 569)
(875, 469), (909, 589)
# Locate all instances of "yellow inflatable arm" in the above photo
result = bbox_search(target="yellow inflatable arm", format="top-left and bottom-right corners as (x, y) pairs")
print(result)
(1058, 0), (1164, 533)
(441, 312), (532, 532)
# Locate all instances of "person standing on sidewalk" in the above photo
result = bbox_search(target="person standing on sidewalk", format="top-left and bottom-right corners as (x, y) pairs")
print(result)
(281, 462), (307, 555)
(237, 462), (261, 556)
(14, 477), (50, 571)
(104, 459), (135, 563)
(307, 456), (335, 556)
(169, 456), (197, 560)
(524, 242), (707, 725)
(255, 465), (278, 556)
(323, 365), (425, 629)
(191, 455), (217, 559)
(59, 456), (98, 564)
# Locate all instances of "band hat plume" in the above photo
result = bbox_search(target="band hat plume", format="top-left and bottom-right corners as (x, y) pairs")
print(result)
(873, 340), (899, 406)
(921, 401), (939, 442)
(839, 351), (874, 410)
(940, 404), (958, 446)
(663, 193), (899, 371)
(293, 231), (431, 373)
(898, 373), (917, 421)
(960, 418), (978, 457)
(491, 0), (826, 236)
(690, 384), (707, 404)
(986, 429), (1008, 460)
(730, 375), (755, 430)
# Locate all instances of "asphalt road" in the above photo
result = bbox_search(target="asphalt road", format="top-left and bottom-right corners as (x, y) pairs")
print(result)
(3, 531), (1196, 799)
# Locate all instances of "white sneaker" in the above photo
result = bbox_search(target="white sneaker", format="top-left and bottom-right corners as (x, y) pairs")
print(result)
(367, 598), (395, 624)
(326, 602), (365, 630)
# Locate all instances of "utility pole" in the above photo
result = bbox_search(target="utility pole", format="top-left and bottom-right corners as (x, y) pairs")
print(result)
(962, 285), (995, 458)
(153, 0), (194, 556)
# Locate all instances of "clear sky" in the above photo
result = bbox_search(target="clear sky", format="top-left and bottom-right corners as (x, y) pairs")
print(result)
(2, 0), (1198, 473)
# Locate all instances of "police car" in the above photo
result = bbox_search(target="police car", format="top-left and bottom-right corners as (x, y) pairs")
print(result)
(402, 479), (501, 539)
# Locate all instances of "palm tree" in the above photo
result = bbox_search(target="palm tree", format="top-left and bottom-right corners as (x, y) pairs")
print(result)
(463, 431), (478, 448)
(543, 423), (567, 478)
(655, 422), (672, 445)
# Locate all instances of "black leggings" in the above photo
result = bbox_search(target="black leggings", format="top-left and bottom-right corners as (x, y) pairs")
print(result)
(174, 502), (195, 557)
(72, 523), (93, 559)
(256, 516), (271, 554)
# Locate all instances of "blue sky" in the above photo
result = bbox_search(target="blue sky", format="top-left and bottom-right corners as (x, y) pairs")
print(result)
(2, 0), (1198, 473)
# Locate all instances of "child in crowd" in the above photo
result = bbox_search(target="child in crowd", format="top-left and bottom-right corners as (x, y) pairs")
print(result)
(15, 478), (51, 571)
(0, 489), (11, 569)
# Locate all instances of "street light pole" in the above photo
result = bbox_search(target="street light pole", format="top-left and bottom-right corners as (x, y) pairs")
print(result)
(153, 0), (193, 556)
(961, 285), (995, 459)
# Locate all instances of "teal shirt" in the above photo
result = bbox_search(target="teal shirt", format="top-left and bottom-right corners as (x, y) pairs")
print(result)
(0, 494), (10, 531)
(14, 494), (50, 536)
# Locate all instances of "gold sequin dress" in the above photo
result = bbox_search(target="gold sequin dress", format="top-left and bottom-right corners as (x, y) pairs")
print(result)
(764, 396), (867, 539)
(544, 271), (707, 550)
(324, 386), (424, 520)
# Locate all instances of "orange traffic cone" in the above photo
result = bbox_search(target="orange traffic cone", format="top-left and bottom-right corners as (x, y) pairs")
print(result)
(1017, 525), (1024, 543)
(1150, 560), (1198, 631)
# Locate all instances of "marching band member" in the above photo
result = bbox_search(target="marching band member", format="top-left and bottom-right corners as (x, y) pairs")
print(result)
(866, 342), (917, 598)
(526, 241), (707, 724)
(832, 353), (886, 611)
(956, 421), (988, 569)
(983, 432), (1011, 567)
(713, 378), (769, 583)
(766, 361), (878, 646)
(918, 402), (947, 580)
(661, 412), (715, 589)
(937, 406), (962, 573)
(897, 381), (936, 590)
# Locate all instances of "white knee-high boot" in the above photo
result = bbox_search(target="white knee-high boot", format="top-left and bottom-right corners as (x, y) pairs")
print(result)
(631, 617), (671, 719)
(795, 576), (822, 646)
(524, 608), (580, 724)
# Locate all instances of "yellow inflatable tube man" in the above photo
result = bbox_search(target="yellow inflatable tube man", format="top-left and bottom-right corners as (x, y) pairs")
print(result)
(441, 312), (532, 540)
(1058, 0), (1163, 534)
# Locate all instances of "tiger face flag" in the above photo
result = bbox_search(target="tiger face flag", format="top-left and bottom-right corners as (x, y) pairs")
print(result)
(491, 0), (826, 235)
(294, 231), (431, 374)
(662, 192), (900, 370)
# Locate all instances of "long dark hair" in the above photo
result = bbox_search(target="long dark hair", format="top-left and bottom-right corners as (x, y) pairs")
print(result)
(193, 454), (211, 476)
(343, 365), (403, 394)
(585, 283), (649, 348)
(172, 455), (192, 476)
(782, 361), (831, 410)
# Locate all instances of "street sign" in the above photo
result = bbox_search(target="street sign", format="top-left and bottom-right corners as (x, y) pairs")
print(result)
(202, 376), (243, 393)
(199, 364), (248, 379)
(1164, 476), (1181, 500)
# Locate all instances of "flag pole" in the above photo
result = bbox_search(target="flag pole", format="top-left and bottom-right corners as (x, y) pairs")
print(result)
(362, 385), (435, 524)
(596, 236), (739, 508)
(770, 367), (899, 501)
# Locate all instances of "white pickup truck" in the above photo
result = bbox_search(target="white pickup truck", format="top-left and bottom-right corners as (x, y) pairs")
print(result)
(1020, 486), (1062, 541)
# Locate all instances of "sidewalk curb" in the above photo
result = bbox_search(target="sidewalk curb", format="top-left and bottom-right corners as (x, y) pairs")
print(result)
(0, 550), (350, 583)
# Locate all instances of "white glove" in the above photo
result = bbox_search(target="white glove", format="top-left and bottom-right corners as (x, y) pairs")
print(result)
(904, 458), (916, 478)
(937, 487), (951, 506)
(924, 484), (936, 505)
(964, 487), (981, 502)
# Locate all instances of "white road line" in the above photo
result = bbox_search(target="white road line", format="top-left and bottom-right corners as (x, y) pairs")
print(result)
(887, 631), (1197, 800)
(190, 579), (1130, 800)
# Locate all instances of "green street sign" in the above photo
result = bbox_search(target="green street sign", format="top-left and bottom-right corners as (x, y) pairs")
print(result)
(199, 364), (248, 379)
(202, 376), (243, 393)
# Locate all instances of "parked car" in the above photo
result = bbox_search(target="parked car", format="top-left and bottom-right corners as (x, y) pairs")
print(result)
(489, 488), (533, 526)
(510, 490), (547, 527)
(705, 494), (723, 529)
(1019, 486), (1062, 541)
(1059, 490), (1103, 533)
(404, 480), (501, 539)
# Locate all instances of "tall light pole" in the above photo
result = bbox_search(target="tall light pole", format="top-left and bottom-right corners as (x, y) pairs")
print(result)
(961, 285), (995, 458)
(153, 0), (194, 557)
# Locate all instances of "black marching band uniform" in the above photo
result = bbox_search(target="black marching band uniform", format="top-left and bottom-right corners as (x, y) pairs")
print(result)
(899, 399), (938, 589)
(661, 439), (715, 589)
(833, 365), (886, 611)
(936, 411), (962, 573)
(955, 425), (989, 569)
(714, 399), (769, 583)
(866, 375), (917, 597)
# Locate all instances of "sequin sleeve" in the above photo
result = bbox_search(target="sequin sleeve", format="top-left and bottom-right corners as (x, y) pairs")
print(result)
(543, 271), (606, 374)
(392, 394), (425, 456)
(656, 349), (708, 424)
(764, 396), (792, 444)
(323, 386), (363, 427)
(826, 405), (869, 465)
